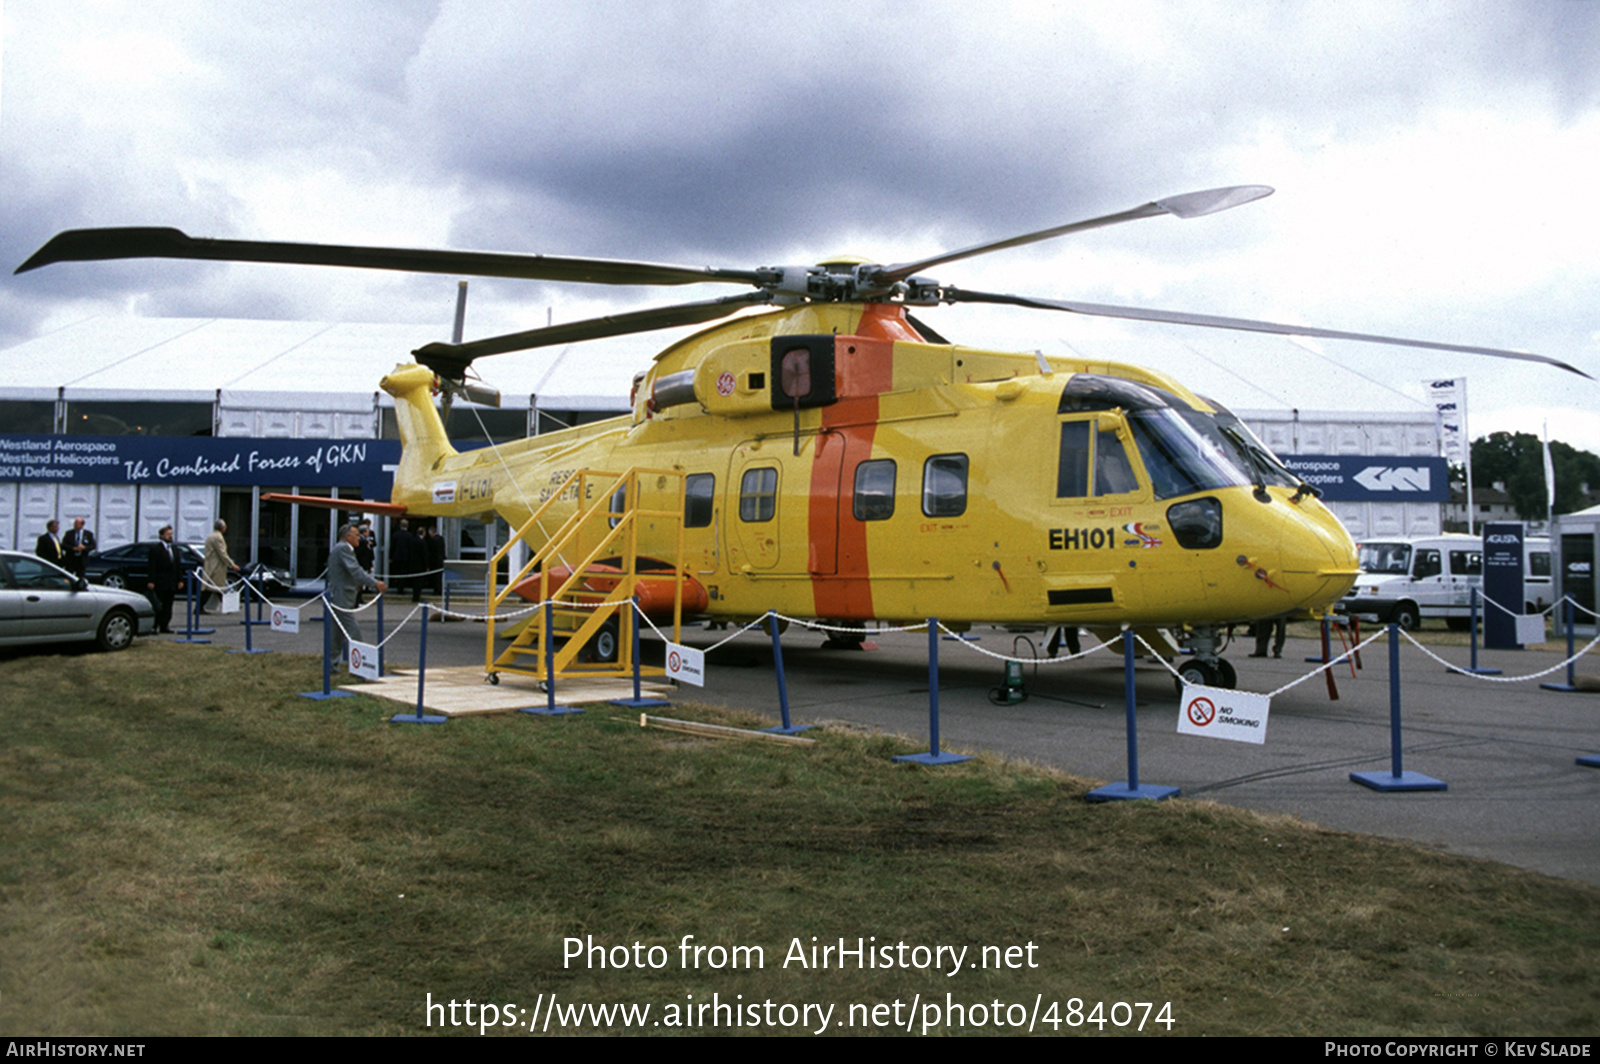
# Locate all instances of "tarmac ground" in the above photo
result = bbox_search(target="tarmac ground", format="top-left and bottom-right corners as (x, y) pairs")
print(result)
(171, 593), (1600, 888)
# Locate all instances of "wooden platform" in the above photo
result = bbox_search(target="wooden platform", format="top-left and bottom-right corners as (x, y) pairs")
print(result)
(352, 665), (673, 717)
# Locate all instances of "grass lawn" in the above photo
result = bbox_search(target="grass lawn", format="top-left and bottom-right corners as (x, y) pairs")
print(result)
(2, 642), (1597, 1036)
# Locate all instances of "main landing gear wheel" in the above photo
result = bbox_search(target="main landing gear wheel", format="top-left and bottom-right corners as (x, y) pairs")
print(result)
(1214, 658), (1238, 689)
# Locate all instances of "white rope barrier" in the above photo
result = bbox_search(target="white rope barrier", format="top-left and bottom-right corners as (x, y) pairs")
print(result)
(934, 619), (1118, 665)
(1258, 626), (1389, 698)
(1478, 589), (1550, 619)
(252, 564), (1600, 691)
(1400, 626), (1600, 683)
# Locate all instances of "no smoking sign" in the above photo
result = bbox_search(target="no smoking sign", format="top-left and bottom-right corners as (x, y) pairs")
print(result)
(1177, 684), (1269, 745)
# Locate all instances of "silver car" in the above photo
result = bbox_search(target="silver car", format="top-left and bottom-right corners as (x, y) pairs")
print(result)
(0, 550), (156, 652)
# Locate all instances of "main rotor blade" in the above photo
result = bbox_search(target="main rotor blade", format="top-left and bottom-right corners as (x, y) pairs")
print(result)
(413, 292), (773, 379)
(878, 185), (1273, 284)
(944, 287), (1592, 378)
(15, 227), (763, 287)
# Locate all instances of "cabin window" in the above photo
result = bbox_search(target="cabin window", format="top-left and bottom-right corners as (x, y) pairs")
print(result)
(1414, 549), (1442, 579)
(684, 474), (715, 528)
(853, 460), (896, 521)
(1449, 550), (1482, 577)
(739, 467), (777, 522)
(922, 454), (968, 517)
(1530, 551), (1552, 577)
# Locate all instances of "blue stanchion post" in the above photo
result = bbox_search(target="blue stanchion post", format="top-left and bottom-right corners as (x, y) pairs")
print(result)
(611, 598), (669, 709)
(1087, 631), (1179, 801)
(376, 593), (385, 678)
(893, 618), (971, 765)
(763, 611), (810, 735)
(392, 598), (446, 724)
(173, 575), (211, 644)
(230, 579), (270, 655)
(1456, 586), (1501, 675)
(546, 599), (556, 714)
(1351, 624), (1445, 791)
(1542, 598), (1581, 694)
(522, 597), (582, 716)
(302, 598), (356, 700)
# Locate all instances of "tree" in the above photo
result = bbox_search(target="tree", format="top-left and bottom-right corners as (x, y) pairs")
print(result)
(1469, 433), (1600, 520)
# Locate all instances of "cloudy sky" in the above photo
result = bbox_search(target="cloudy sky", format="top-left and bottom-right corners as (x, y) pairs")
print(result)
(3, 1), (1598, 450)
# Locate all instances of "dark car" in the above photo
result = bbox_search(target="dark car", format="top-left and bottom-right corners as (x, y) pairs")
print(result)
(0, 550), (155, 651)
(84, 540), (203, 593)
(84, 542), (292, 598)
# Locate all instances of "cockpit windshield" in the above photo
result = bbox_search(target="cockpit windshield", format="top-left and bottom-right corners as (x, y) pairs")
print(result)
(1058, 374), (1256, 501)
(1359, 542), (1412, 574)
(1198, 400), (1301, 492)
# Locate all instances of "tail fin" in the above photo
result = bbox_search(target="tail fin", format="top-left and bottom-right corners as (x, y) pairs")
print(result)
(381, 363), (457, 491)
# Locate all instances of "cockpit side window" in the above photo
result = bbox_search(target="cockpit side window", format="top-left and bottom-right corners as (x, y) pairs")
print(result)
(1060, 374), (1255, 501)
(1057, 421), (1141, 499)
(1095, 428), (1138, 495)
(1057, 422), (1090, 498)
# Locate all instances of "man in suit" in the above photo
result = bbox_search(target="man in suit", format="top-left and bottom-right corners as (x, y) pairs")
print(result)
(146, 525), (181, 634)
(425, 525), (447, 595)
(35, 520), (63, 565)
(327, 522), (386, 662)
(389, 519), (417, 602)
(62, 517), (96, 578)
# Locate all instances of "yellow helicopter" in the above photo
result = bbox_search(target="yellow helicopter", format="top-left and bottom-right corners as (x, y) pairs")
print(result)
(17, 186), (1587, 687)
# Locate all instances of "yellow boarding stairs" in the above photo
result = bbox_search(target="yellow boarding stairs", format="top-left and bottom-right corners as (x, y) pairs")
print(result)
(486, 468), (688, 685)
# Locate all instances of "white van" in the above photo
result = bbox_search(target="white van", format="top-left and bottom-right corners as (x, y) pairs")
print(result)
(1340, 533), (1553, 630)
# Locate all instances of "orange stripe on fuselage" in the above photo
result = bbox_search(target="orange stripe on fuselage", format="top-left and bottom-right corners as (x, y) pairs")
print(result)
(806, 306), (917, 619)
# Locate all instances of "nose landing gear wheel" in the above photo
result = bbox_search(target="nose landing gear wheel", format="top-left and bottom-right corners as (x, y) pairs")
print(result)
(1174, 657), (1237, 692)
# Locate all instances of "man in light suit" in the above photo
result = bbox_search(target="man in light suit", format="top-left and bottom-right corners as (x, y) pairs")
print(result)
(200, 519), (240, 613)
(327, 522), (386, 662)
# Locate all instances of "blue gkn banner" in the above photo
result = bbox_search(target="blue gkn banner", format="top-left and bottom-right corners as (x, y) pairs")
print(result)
(1278, 455), (1449, 503)
(0, 434), (401, 496)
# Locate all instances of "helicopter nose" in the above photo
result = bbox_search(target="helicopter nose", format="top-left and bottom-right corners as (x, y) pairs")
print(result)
(1278, 503), (1361, 611)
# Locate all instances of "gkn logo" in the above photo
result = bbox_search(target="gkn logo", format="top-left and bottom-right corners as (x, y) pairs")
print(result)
(1353, 466), (1431, 493)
